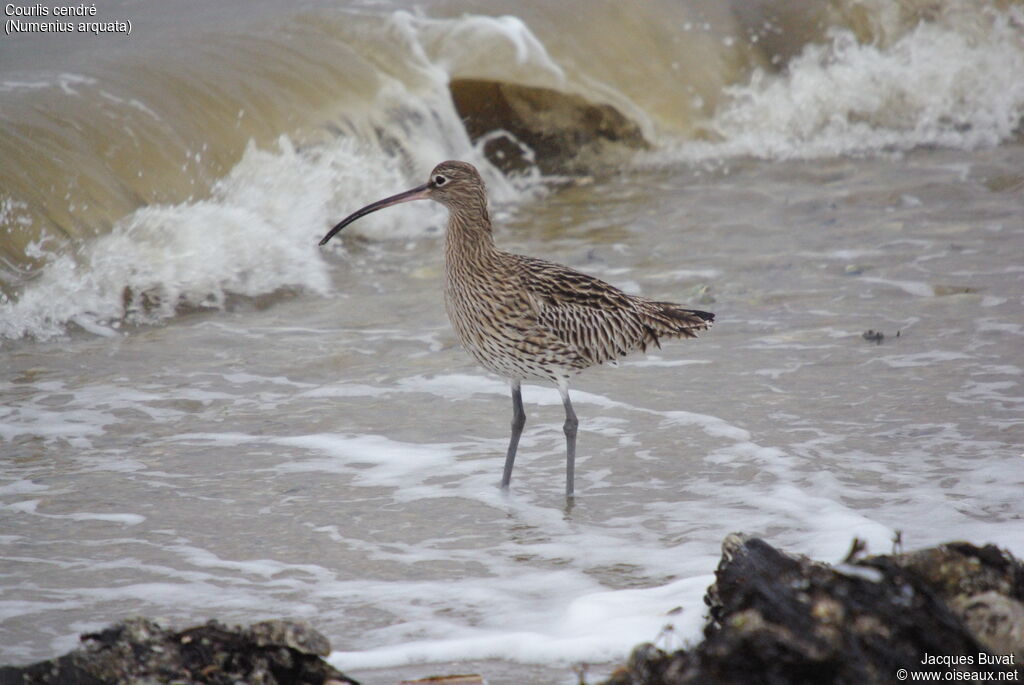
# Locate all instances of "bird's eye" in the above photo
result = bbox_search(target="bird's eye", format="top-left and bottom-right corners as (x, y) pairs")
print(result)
(434, 175), (447, 186)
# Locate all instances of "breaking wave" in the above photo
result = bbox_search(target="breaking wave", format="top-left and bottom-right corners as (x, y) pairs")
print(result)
(2, 0), (1022, 341)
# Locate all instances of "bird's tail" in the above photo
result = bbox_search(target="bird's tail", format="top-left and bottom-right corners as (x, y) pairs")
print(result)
(646, 301), (714, 341)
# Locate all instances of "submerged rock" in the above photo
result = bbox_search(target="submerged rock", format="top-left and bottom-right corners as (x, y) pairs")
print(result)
(604, 535), (1023, 685)
(0, 617), (357, 685)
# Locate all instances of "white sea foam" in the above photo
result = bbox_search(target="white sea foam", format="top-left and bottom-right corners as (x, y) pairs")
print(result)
(168, 544), (336, 582)
(870, 351), (973, 369)
(1, 137), (358, 340)
(5, 343), (1023, 671)
(272, 433), (467, 490)
(0, 480), (49, 496)
(0, 81), (527, 341)
(7, 5), (1020, 344)
(59, 513), (146, 525)
(624, 358), (711, 368)
(328, 568), (712, 670)
(298, 384), (393, 399)
(0, 394), (108, 445)
(170, 430), (473, 498)
(859, 276), (941, 298)
(1, 499), (144, 526)
(662, 5), (1024, 160)
(3, 4), (1024, 674)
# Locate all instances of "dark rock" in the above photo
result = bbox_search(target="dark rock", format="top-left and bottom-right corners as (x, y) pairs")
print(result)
(867, 542), (1024, 601)
(603, 534), (1024, 685)
(0, 617), (357, 685)
(861, 330), (884, 344)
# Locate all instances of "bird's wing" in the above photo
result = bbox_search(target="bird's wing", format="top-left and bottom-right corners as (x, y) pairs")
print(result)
(511, 255), (656, 366)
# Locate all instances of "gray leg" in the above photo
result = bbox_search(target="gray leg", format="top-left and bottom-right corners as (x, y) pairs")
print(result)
(501, 380), (525, 489)
(559, 383), (578, 497)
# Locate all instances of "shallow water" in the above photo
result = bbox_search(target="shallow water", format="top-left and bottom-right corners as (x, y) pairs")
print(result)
(2, 0), (1024, 682)
(3, 145), (1024, 682)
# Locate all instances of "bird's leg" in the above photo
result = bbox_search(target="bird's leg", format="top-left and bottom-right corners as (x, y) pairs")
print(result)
(559, 382), (578, 497)
(501, 380), (525, 489)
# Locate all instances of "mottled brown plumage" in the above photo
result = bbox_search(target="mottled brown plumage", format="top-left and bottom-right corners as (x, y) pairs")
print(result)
(320, 160), (713, 496)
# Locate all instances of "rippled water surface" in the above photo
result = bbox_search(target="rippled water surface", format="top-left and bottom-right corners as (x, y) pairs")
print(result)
(3, 146), (1023, 682)
(3, 0), (1024, 680)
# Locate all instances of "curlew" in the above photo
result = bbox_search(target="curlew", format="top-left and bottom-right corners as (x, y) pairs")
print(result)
(319, 161), (713, 496)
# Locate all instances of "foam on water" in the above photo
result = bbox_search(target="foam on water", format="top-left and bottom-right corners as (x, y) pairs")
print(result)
(659, 4), (1024, 160)
(1, 135), (450, 341)
(3, 327), (1023, 671)
(327, 573), (711, 669)
(5, 342), (933, 669)
(124, 368), (963, 671)
(3, 4), (1024, 678)
(174, 430), (472, 497)
(4, 3), (1023, 343)
(1, 9), (542, 342)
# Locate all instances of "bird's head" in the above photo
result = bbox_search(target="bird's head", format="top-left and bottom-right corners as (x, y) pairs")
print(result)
(319, 160), (487, 246)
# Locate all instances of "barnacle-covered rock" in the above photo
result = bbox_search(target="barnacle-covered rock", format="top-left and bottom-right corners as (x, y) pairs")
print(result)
(0, 617), (356, 685)
(603, 535), (1023, 685)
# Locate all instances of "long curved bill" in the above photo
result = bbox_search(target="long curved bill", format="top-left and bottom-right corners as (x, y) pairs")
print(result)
(319, 182), (432, 246)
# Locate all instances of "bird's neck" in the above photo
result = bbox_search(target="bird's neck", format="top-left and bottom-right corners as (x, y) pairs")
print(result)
(444, 205), (496, 267)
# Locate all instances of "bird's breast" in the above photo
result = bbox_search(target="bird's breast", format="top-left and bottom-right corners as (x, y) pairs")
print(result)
(442, 267), (572, 382)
